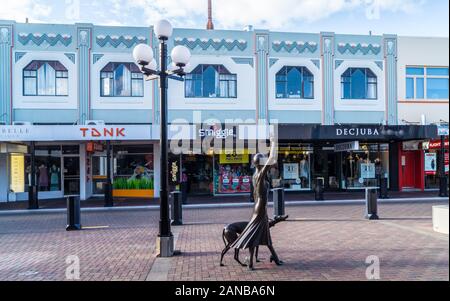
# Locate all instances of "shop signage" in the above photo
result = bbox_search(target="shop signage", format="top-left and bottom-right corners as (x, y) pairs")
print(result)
(425, 153), (437, 175)
(0, 125), (154, 142)
(169, 158), (180, 186)
(423, 139), (449, 150)
(10, 154), (25, 193)
(219, 153), (249, 164)
(1, 143), (28, 154)
(361, 163), (376, 179)
(334, 141), (360, 152)
(438, 125), (449, 136)
(283, 163), (299, 180)
(336, 128), (380, 137)
(199, 128), (235, 139)
(86, 142), (104, 153)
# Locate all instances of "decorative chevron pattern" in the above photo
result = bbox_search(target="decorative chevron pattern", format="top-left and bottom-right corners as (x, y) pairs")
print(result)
(18, 33), (72, 46)
(174, 37), (248, 51)
(337, 43), (381, 55)
(272, 41), (318, 53)
(96, 35), (147, 48)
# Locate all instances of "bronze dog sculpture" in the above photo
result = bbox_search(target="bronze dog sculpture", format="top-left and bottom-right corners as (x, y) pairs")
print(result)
(220, 215), (288, 267)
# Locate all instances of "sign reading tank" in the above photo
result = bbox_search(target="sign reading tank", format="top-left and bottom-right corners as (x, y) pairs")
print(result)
(336, 128), (380, 137)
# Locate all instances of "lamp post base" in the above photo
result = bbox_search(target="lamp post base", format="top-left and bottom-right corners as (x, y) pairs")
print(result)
(156, 235), (174, 257)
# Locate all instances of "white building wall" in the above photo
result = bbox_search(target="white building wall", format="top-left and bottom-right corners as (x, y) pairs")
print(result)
(397, 36), (449, 124)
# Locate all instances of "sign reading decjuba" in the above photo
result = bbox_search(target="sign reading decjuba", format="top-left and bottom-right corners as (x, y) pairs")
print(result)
(334, 141), (360, 152)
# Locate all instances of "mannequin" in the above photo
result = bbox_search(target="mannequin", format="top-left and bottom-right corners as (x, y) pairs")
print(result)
(50, 164), (60, 191)
(38, 164), (49, 191)
(299, 155), (309, 188)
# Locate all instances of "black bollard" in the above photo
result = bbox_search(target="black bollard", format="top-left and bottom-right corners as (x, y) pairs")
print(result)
(171, 191), (183, 226)
(315, 178), (324, 201)
(365, 188), (379, 220)
(379, 177), (389, 199)
(272, 188), (285, 218)
(66, 196), (81, 231)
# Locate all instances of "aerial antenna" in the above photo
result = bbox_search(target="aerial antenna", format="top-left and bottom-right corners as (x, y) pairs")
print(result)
(207, 0), (214, 30)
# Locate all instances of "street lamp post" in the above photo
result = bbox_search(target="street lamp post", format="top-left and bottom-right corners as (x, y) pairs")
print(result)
(133, 20), (191, 257)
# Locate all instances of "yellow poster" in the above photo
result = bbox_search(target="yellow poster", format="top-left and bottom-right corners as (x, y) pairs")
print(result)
(219, 153), (249, 164)
(10, 155), (25, 193)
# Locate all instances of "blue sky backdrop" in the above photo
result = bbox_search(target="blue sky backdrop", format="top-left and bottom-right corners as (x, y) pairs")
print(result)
(0, 0), (448, 36)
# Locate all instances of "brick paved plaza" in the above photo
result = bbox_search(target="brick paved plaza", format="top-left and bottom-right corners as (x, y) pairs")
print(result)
(0, 201), (448, 281)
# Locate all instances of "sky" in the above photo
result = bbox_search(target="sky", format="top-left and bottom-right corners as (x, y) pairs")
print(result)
(0, 0), (448, 37)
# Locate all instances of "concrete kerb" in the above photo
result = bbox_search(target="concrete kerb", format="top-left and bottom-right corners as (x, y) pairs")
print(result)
(0, 197), (448, 216)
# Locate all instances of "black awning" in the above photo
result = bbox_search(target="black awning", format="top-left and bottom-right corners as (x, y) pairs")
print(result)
(277, 124), (438, 141)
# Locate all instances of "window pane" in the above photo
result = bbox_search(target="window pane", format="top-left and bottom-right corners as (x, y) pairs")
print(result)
(406, 77), (414, 99)
(427, 68), (449, 76)
(427, 78), (449, 99)
(286, 67), (302, 98)
(203, 66), (218, 97)
(367, 83), (377, 99)
(351, 69), (366, 99)
(102, 78), (111, 96)
(24, 77), (36, 95)
(229, 81), (236, 98)
(56, 78), (68, 96)
(114, 64), (131, 96)
(342, 82), (351, 99)
(219, 81), (228, 97)
(37, 63), (56, 95)
(406, 67), (424, 76)
(416, 78), (424, 99)
(132, 79), (143, 97)
(276, 82), (286, 98)
(304, 79), (314, 98)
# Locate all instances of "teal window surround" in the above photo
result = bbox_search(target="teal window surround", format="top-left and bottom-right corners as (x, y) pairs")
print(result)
(23, 60), (69, 97)
(406, 66), (449, 100)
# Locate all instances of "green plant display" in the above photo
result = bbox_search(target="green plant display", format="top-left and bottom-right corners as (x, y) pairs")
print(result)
(113, 177), (154, 190)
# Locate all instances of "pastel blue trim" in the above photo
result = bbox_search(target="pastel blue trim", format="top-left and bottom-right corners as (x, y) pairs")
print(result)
(96, 35), (147, 48)
(269, 110), (321, 124)
(335, 60), (344, 69)
(231, 57), (254, 67)
(311, 59), (320, 69)
(168, 110), (256, 123)
(15, 52), (27, 63)
(93, 54), (104, 64)
(14, 109), (78, 123)
(174, 38), (247, 51)
(334, 111), (385, 124)
(269, 58), (279, 68)
(92, 110), (152, 124)
(18, 33), (72, 47)
(64, 53), (75, 64)
(337, 43), (381, 55)
(272, 41), (318, 53)
(375, 61), (383, 71)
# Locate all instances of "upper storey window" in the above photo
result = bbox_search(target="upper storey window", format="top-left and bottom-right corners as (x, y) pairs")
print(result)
(185, 65), (237, 98)
(101, 62), (144, 97)
(341, 68), (377, 100)
(276, 66), (314, 99)
(23, 61), (68, 96)
(406, 67), (449, 100)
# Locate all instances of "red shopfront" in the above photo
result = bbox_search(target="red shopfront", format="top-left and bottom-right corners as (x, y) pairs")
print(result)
(399, 138), (449, 191)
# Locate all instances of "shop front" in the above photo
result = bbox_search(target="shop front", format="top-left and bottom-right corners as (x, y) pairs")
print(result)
(0, 125), (158, 203)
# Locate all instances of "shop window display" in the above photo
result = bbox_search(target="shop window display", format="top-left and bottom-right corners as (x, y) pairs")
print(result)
(423, 139), (449, 189)
(214, 153), (252, 195)
(343, 144), (389, 189)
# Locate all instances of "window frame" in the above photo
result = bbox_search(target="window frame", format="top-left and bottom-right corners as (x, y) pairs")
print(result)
(100, 62), (144, 98)
(340, 67), (378, 100)
(185, 64), (238, 99)
(275, 66), (315, 100)
(406, 66), (449, 100)
(22, 61), (69, 97)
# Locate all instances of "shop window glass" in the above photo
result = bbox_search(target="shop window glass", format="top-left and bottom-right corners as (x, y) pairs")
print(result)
(341, 68), (377, 100)
(185, 64), (237, 98)
(273, 145), (313, 191)
(100, 62), (143, 97)
(276, 66), (314, 99)
(23, 61), (68, 96)
(214, 153), (252, 194)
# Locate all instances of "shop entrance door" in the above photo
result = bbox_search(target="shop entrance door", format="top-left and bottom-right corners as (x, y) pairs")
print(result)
(401, 152), (417, 189)
(63, 157), (80, 196)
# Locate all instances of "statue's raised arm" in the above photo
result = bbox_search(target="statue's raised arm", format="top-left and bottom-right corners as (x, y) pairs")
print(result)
(261, 135), (278, 176)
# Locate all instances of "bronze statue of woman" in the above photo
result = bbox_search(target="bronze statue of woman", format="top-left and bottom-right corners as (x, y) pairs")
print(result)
(230, 136), (284, 270)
